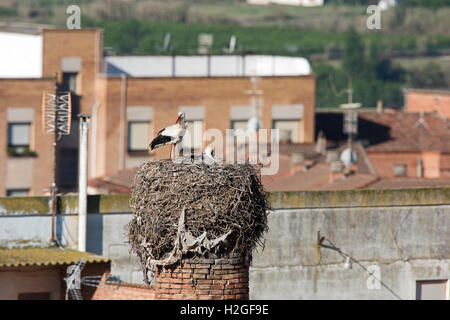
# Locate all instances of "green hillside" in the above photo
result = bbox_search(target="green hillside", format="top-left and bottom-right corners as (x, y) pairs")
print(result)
(1, 0), (448, 108)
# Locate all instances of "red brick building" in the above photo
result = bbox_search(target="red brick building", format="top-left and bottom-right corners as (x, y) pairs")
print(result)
(313, 110), (450, 188)
(0, 247), (110, 300)
(0, 27), (315, 196)
(405, 89), (450, 119)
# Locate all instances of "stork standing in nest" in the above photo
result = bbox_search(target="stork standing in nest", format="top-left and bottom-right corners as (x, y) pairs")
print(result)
(150, 112), (186, 159)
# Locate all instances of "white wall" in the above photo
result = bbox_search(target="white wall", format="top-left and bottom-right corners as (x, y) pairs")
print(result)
(0, 269), (61, 300)
(0, 32), (42, 78)
(104, 55), (312, 77)
(247, 0), (324, 6)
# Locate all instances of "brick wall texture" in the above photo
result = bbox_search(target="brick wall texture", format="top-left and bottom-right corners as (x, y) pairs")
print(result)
(154, 254), (251, 300)
(407, 91), (450, 119)
(0, 29), (316, 195)
(91, 282), (156, 300)
(89, 254), (250, 300)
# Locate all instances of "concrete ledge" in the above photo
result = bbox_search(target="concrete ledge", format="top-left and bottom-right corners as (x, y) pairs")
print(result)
(0, 197), (50, 215)
(0, 194), (132, 216)
(269, 187), (450, 209)
(1, 187), (449, 216)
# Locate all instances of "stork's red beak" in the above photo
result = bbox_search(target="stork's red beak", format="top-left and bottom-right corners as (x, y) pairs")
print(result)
(175, 115), (181, 123)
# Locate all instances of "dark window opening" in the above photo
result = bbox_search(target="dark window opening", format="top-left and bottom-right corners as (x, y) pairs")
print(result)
(18, 292), (51, 300)
(7, 189), (30, 197)
(62, 72), (78, 93)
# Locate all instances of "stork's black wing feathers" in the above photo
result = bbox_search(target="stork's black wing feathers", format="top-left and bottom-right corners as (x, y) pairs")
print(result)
(150, 135), (174, 150)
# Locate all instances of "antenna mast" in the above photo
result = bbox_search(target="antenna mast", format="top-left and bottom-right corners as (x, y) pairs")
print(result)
(340, 77), (361, 163)
(42, 74), (72, 245)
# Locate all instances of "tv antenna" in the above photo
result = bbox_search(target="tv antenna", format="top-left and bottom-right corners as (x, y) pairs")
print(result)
(413, 110), (428, 150)
(223, 35), (236, 54)
(339, 77), (361, 161)
(64, 260), (85, 300)
(245, 76), (264, 120)
(41, 74), (72, 245)
(413, 110), (428, 129)
(64, 259), (121, 300)
(163, 32), (171, 52)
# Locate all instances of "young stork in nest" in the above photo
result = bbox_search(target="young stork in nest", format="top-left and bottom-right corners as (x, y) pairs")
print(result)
(186, 143), (217, 165)
(150, 112), (186, 158)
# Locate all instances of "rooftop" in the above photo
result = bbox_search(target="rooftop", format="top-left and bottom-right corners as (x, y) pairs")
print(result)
(406, 88), (450, 96)
(103, 55), (312, 78)
(361, 112), (450, 153)
(0, 247), (110, 268)
(316, 110), (450, 153)
(367, 178), (450, 189)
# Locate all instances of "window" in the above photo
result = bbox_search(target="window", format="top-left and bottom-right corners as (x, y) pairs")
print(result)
(231, 120), (248, 133)
(128, 121), (150, 152)
(18, 292), (50, 300)
(416, 280), (448, 300)
(273, 120), (299, 143)
(7, 189), (29, 197)
(394, 163), (407, 177)
(182, 120), (203, 151)
(8, 123), (31, 152)
(62, 72), (78, 93)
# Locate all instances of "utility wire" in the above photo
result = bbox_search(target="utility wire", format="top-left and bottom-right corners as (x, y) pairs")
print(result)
(320, 237), (403, 300)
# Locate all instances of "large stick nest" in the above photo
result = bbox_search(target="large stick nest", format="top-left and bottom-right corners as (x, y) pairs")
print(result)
(127, 160), (270, 278)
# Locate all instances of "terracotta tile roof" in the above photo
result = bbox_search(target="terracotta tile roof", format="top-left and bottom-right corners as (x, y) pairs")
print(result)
(278, 143), (321, 157)
(360, 112), (450, 153)
(0, 247), (110, 268)
(406, 88), (450, 96)
(316, 111), (450, 153)
(263, 163), (331, 191)
(364, 178), (450, 189)
(89, 167), (137, 194)
(91, 144), (326, 194)
(318, 174), (379, 190)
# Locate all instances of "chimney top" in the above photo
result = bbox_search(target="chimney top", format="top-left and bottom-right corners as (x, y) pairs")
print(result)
(291, 152), (305, 166)
(377, 100), (383, 113)
(326, 150), (339, 163)
(330, 160), (344, 173)
(315, 131), (327, 155)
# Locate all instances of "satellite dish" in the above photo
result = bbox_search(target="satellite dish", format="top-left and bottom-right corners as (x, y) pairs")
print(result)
(247, 116), (261, 132)
(340, 103), (361, 109)
(340, 148), (357, 167)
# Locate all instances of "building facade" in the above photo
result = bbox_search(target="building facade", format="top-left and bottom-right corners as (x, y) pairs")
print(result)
(0, 28), (316, 196)
(405, 89), (450, 120)
(1, 190), (448, 300)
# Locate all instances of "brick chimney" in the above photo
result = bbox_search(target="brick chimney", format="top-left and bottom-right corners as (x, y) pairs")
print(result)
(377, 100), (383, 113)
(315, 131), (327, 155)
(329, 160), (345, 182)
(290, 152), (306, 174)
(325, 150), (339, 163)
(154, 253), (250, 300)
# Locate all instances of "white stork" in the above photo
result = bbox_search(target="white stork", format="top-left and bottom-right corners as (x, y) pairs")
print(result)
(150, 112), (186, 157)
(184, 143), (217, 165)
(203, 144), (216, 165)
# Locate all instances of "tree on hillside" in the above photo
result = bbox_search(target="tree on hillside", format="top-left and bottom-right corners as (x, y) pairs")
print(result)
(316, 28), (408, 109)
(342, 28), (366, 78)
(397, 0), (450, 8)
(407, 62), (448, 88)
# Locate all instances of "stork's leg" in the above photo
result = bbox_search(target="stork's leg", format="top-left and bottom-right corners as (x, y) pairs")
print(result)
(170, 143), (175, 161)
